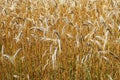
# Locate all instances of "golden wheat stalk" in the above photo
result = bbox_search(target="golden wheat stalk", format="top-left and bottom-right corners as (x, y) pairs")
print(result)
(3, 48), (22, 64)
(103, 30), (109, 50)
(52, 47), (58, 69)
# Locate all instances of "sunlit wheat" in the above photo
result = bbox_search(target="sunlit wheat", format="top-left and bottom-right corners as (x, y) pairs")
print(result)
(42, 59), (49, 71)
(103, 30), (109, 50)
(52, 47), (57, 69)
(14, 30), (23, 43)
(3, 48), (22, 64)
(1, 0), (120, 79)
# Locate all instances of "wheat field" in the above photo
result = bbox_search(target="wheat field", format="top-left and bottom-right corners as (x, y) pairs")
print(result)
(0, 0), (120, 80)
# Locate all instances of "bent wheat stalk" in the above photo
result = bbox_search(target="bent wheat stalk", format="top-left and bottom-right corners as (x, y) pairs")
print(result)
(14, 30), (23, 43)
(3, 48), (22, 64)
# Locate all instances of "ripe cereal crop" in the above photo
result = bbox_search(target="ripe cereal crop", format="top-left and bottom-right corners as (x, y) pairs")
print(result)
(0, 0), (120, 80)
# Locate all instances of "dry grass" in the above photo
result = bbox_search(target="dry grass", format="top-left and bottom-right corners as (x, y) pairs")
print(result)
(0, 0), (120, 80)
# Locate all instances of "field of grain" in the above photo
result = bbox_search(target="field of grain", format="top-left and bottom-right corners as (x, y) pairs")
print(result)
(0, 0), (120, 80)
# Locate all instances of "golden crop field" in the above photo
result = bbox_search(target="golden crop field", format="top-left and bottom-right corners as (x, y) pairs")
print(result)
(0, 0), (120, 80)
